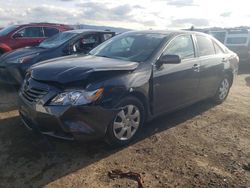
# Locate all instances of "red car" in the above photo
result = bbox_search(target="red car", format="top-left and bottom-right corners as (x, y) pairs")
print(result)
(0, 23), (72, 55)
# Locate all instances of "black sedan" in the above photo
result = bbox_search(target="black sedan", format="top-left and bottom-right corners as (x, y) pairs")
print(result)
(0, 30), (115, 85)
(19, 30), (239, 146)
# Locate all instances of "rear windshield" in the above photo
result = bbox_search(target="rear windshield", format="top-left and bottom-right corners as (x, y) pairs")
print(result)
(39, 32), (77, 48)
(226, 37), (248, 44)
(0, 25), (18, 36)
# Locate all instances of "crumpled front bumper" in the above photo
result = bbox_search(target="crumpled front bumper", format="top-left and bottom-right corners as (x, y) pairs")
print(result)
(19, 95), (118, 141)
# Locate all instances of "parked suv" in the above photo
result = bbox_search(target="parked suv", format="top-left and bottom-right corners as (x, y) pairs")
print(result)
(19, 31), (239, 146)
(0, 30), (115, 85)
(0, 23), (72, 55)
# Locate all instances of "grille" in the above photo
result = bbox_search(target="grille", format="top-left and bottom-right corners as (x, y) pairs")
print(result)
(21, 81), (48, 103)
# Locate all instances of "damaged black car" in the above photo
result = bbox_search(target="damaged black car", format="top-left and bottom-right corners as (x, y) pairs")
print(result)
(19, 30), (239, 146)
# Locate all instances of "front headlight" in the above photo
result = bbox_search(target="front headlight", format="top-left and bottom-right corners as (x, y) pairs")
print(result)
(8, 53), (39, 64)
(50, 88), (104, 106)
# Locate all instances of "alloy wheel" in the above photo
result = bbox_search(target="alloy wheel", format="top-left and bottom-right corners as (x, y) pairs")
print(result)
(113, 105), (140, 141)
(218, 78), (230, 100)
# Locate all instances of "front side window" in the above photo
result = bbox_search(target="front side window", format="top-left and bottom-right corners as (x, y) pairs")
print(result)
(17, 27), (44, 38)
(72, 34), (100, 53)
(43, 27), (59, 37)
(163, 35), (195, 59)
(196, 35), (215, 56)
(89, 33), (167, 62)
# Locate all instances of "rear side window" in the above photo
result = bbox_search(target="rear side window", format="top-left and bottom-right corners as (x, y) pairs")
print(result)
(43, 27), (59, 37)
(213, 42), (224, 54)
(196, 35), (215, 56)
(163, 35), (195, 59)
(17, 27), (44, 37)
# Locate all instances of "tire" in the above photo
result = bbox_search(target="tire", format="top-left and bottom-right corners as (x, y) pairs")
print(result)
(212, 75), (231, 104)
(0, 50), (4, 56)
(105, 96), (145, 147)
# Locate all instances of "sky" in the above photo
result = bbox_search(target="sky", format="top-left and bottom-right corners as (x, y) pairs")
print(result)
(0, 0), (250, 30)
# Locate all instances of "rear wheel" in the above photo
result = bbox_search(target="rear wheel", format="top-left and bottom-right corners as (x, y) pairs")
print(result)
(212, 75), (231, 104)
(105, 96), (145, 147)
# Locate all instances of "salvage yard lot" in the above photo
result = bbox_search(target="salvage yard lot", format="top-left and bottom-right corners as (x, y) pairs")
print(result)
(0, 63), (250, 188)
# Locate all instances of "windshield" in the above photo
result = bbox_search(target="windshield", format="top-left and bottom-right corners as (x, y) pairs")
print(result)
(89, 32), (167, 62)
(39, 32), (77, 48)
(0, 25), (18, 36)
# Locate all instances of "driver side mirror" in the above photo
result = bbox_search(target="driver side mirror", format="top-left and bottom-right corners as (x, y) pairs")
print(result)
(157, 54), (181, 65)
(13, 33), (23, 39)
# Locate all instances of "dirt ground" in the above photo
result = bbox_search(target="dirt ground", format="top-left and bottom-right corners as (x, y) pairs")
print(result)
(0, 63), (250, 188)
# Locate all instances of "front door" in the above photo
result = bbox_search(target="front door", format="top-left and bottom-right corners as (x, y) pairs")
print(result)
(10, 27), (45, 50)
(153, 34), (200, 115)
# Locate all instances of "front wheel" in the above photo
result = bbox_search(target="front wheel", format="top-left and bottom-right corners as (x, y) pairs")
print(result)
(212, 76), (231, 104)
(105, 96), (145, 147)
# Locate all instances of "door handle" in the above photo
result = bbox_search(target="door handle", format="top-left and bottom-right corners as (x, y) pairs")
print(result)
(192, 64), (200, 72)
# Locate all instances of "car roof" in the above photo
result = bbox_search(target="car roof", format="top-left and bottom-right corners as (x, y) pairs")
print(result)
(126, 30), (210, 37)
(64, 29), (115, 34)
(14, 23), (70, 28)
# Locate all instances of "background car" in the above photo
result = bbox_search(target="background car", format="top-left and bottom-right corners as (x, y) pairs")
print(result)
(0, 30), (115, 85)
(19, 30), (239, 146)
(0, 23), (72, 55)
(209, 28), (250, 62)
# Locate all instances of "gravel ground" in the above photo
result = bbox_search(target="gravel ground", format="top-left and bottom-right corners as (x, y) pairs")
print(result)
(0, 63), (249, 188)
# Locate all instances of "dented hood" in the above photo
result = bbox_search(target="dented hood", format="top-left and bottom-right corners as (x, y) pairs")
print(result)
(30, 55), (139, 84)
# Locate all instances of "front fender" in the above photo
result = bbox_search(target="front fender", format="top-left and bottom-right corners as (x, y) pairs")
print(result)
(95, 67), (152, 111)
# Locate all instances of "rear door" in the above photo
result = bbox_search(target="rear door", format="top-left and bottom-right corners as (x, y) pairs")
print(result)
(153, 34), (201, 114)
(195, 35), (225, 98)
(11, 27), (45, 49)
